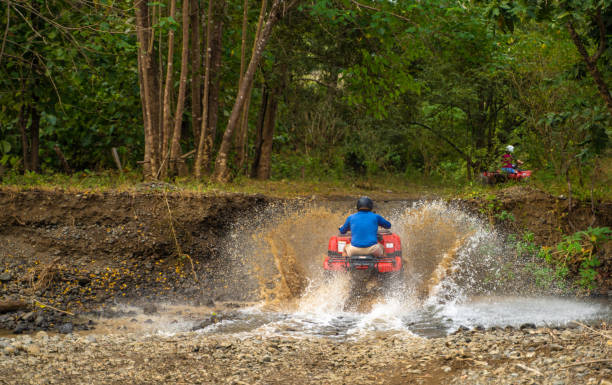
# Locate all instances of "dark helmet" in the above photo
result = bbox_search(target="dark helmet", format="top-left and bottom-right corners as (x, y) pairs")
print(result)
(357, 196), (373, 211)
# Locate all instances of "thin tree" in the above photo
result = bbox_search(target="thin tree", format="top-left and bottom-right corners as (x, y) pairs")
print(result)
(194, 0), (214, 179)
(169, 0), (190, 175)
(205, 0), (227, 161)
(212, 0), (292, 182)
(160, 0), (177, 178)
(189, 0), (201, 142)
(566, 8), (612, 115)
(135, 0), (160, 179)
(235, 0), (253, 170)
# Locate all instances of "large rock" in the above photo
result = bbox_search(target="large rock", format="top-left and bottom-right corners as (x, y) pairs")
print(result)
(58, 322), (74, 334)
(191, 314), (222, 331)
(22, 311), (36, 322)
(143, 304), (157, 315)
(0, 272), (12, 282)
(13, 322), (29, 334)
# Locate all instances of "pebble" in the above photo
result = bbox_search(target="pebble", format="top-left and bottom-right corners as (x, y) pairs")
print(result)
(26, 345), (40, 355)
(35, 331), (48, 340)
(0, 323), (607, 384)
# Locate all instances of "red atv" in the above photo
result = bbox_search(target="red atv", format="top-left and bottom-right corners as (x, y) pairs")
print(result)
(480, 169), (532, 185)
(324, 229), (403, 274)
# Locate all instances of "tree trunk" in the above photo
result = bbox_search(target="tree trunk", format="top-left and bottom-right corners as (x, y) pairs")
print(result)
(190, 0), (201, 143)
(160, 0), (178, 178)
(135, 0), (160, 179)
(255, 86), (278, 179)
(29, 105), (40, 172)
(194, 0), (214, 179)
(169, 0), (190, 175)
(206, 0), (226, 156)
(566, 18), (612, 116)
(212, 0), (282, 182)
(235, 0), (250, 170)
(465, 155), (473, 181)
(155, 5), (163, 164)
(251, 84), (268, 177)
(136, 25), (150, 177)
(18, 104), (29, 172)
(53, 145), (72, 174)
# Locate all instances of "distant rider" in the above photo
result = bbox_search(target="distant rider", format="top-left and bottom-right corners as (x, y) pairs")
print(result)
(339, 197), (391, 257)
(501, 145), (523, 174)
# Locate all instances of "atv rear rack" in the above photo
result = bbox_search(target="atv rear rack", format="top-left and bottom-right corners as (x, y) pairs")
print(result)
(325, 254), (400, 273)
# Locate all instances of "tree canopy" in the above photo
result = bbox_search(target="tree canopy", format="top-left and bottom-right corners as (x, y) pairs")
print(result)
(0, 0), (609, 195)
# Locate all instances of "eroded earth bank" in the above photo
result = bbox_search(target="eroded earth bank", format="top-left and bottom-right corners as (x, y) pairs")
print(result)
(0, 187), (610, 384)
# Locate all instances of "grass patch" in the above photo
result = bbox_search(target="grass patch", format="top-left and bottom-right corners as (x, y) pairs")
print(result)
(2, 167), (610, 201)
(1, 169), (444, 198)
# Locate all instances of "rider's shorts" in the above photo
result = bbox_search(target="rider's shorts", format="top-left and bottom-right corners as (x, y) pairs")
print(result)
(345, 243), (383, 257)
(501, 167), (516, 174)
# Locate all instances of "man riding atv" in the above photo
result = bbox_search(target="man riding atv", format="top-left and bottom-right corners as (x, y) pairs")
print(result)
(339, 197), (392, 257)
(501, 145), (523, 174)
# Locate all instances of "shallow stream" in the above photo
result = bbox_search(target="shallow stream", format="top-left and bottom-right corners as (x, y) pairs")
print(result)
(91, 200), (612, 339)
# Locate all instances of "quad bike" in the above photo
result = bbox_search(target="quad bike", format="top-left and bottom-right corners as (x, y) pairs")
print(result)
(323, 229), (403, 310)
(480, 169), (532, 185)
(324, 229), (403, 275)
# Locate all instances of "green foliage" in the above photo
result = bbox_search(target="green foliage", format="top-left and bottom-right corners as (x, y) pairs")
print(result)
(0, 0), (608, 200)
(510, 232), (570, 290)
(495, 210), (515, 222)
(536, 227), (611, 290)
(0, 0), (141, 172)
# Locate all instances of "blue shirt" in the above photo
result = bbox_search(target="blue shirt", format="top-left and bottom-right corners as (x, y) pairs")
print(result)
(338, 211), (391, 247)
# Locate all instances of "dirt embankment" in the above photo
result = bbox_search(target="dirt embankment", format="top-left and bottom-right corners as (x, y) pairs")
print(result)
(462, 186), (612, 293)
(0, 188), (272, 333)
(465, 186), (612, 245)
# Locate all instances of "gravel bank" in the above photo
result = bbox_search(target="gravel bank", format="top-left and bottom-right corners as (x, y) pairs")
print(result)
(0, 325), (610, 384)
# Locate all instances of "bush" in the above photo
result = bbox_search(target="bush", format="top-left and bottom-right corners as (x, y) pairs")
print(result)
(538, 227), (611, 290)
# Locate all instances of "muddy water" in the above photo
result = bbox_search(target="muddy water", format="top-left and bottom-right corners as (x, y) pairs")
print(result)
(94, 200), (611, 339)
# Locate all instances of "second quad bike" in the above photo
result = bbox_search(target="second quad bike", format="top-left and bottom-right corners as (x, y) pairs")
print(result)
(480, 169), (532, 185)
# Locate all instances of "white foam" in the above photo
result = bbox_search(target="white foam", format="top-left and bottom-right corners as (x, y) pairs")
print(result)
(436, 296), (611, 330)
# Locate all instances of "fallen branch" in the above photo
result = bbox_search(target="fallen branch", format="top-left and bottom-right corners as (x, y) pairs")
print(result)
(570, 320), (612, 340)
(32, 299), (74, 316)
(53, 145), (72, 174)
(560, 359), (612, 369)
(350, 0), (416, 26)
(0, 300), (29, 314)
(162, 188), (198, 283)
(111, 147), (123, 173)
(25, 256), (61, 293)
(515, 363), (543, 376)
(12, 215), (25, 225)
(179, 149), (196, 159)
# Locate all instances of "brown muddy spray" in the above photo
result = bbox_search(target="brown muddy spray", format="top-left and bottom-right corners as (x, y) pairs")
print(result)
(227, 201), (485, 312)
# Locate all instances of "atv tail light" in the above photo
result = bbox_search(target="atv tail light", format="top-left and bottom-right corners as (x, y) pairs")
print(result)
(385, 243), (394, 249)
(377, 263), (394, 272)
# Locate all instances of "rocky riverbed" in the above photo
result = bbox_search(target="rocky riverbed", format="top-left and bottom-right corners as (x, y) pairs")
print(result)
(0, 323), (610, 384)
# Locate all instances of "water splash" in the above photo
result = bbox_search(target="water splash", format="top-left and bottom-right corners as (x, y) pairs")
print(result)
(211, 200), (611, 337)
